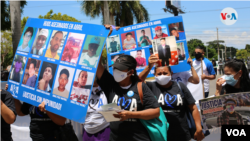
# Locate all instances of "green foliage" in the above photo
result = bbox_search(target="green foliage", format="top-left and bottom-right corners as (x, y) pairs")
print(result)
(236, 49), (249, 60)
(101, 46), (107, 64)
(1, 30), (14, 68)
(1, 1), (27, 30)
(21, 10), (80, 31)
(245, 44), (250, 53)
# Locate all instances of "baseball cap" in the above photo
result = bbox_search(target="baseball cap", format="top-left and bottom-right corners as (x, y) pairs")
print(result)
(110, 55), (137, 71)
(90, 36), (101, 45)
(38, 29), (48, 37)
(155, 26), (162, 31)
(68, 36), (75, 42)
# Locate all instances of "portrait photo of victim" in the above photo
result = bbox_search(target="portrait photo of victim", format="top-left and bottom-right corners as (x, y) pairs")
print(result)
(106, 35), (121, 53)
(177, 42), (186, 61)
(168, 22), (186, 41)
(37, 62), (57, 93)
(9, 55), (26, 83)
(152, 36), (179, 66)
(130, 50), (147, 68)
(17, 27), (36, 53)
(61, 32), (85, 64)
(31, 28), (51, 56)
(79, 35), (105, 68)
(22, 58), (41, 88)
(52, 65), (74, 99)
(136, 28), (152, 47)
(121, 31), (137, 50)
(151, 25), (168, 39)
(70, 70), (95, 104)
(45, 30), (68, 60)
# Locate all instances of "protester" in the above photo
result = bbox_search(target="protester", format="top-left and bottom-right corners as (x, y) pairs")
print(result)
(31, 29), (49, 56)
(37, 64), (54, 92)
(215, 59), (250, 96)
(135, 50), (146, 68)
(109, 37), (117, 53)
(217, 98), (244, 126)
(25, 59), (37, 88)
(45, 31), (63, 60)
(80, 36), (101, 68)
(17, 27), (34, 52)
(83, 79), (110, 141)
(53, 69), (70, 98)
(153, 26), (168, 39)
(193, 46), (216, 98)
(218, 59), (224, 75)
(139, 55), (199, 85)
(139, 30), (151, 47)
(70, 71), (90, 104)
(170, 28), (185, 40)
(1, 88), (17, 141)
(123, 33), (136, 50)
(96, 55), (160, 141)
(12, 56), (22, 82)
(139, 65), (204, 141)
(212, 58), (217, 75)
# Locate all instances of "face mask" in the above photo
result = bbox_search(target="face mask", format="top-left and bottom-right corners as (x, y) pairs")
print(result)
(195, 52), (202, 60)
(226, 105), (235, 113)
(113, 69), (130, 82)
(224, 72), (238, 86)
(92, 86), (100, 94)
(155, 75), (171, 85)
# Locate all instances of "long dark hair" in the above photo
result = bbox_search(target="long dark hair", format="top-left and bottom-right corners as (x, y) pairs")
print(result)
(224, 59), (250, 92)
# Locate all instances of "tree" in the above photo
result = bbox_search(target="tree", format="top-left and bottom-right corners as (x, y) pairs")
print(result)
(10, 1), (22, 55)
(236, 49), (249, 60)
(80, 1), (149, 26)
(21, 10), (81, 31)
(1, 0), (27, 30)
(245, 44), (250, 53)
(1, 31), (13, 68)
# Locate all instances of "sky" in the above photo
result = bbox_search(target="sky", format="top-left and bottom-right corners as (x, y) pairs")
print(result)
(21, 0), (250, 49)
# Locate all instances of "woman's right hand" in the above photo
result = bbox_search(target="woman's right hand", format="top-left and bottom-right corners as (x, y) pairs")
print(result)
(148, 55), (159, 68)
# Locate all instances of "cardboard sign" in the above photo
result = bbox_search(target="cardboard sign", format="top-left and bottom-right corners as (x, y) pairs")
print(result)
(106, 16), (190, 77)
(7, 18), (109, 123)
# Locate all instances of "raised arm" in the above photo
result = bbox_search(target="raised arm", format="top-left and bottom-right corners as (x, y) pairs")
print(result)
(14, 99), (26, 116)
(187, 58), (199, 84)
(38, 102), (66, 126)
(96, 55), (105, 80)
(139, 55), (159, 81)
(1, 99), (16, 124)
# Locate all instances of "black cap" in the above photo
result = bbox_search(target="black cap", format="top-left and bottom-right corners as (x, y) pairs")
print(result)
(110, 55), (137, 71)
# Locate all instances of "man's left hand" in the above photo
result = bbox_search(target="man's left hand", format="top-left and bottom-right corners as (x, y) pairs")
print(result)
(194, 129), (205, 141)
(201, 74), (206, 80)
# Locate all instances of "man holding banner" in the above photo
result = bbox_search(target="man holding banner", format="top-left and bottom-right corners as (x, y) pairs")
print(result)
(193, 46), (216, 98)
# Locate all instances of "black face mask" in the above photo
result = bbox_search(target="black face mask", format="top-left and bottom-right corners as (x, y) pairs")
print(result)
(195, 52), (202, 60)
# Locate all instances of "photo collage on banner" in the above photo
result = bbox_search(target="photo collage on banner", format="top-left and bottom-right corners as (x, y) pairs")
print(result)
(106, 16), (190, 77)
(7, 18), (109, 123)
(199, 92), (250, 130)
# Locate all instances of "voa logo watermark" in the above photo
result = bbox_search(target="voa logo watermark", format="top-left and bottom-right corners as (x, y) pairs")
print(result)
(220, 7), (238, 25)
(226, 129), (246, 136)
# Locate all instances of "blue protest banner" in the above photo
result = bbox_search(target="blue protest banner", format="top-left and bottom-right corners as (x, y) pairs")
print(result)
(106, 16), (190, 78)
(7, 18), (109, 123)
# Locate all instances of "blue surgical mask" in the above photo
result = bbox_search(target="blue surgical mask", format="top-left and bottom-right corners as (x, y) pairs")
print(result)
(224, 72), (238, 86)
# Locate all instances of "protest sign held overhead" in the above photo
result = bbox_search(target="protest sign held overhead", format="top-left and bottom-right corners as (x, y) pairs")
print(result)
(7, 18), (110, 123)
(106, 16), (190, 78)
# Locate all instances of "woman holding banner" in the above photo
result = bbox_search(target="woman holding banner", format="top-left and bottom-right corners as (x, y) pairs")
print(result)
(139, 56), (204, 141)
(96, 55), (160, 141)
(216, 59), (250, 96)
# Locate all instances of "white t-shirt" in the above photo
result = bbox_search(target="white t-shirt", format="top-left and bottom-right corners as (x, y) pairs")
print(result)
(17, 45), (30, 52)
(172, 71), (192, 86)
(123, 38), (136, 49)
(84, 88), (109, 134)
(79, 52), (98, 68)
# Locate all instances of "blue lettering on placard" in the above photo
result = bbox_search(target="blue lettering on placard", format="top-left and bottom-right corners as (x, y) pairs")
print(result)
(98, 98), (103, 108)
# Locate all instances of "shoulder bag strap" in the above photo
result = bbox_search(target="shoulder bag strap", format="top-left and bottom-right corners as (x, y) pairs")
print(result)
(176, 82), (184, 98)
(137, 82), (143, 105)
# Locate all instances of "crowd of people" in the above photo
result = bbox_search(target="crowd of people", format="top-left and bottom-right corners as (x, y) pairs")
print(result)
(2, 31), (250, 141)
